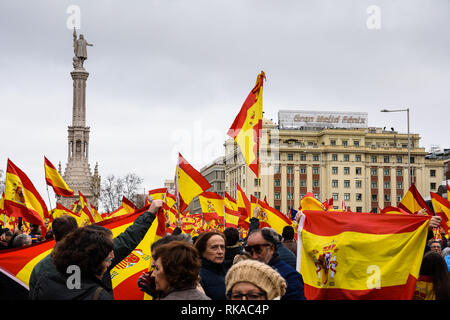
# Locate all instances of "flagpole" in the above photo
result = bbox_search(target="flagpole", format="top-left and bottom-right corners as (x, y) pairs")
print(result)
(46, 185), (54, 214)
(175, 155), (180, 219)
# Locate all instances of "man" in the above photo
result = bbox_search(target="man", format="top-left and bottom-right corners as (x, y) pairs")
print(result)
(429, 240), (442, 254)
(245, 227), (306, 300)
(12, 234), (32, 248)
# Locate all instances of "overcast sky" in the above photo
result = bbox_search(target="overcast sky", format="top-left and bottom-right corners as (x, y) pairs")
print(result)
(1, 0), (449, 210)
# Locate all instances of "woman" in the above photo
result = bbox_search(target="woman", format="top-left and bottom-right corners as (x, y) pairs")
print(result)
(194, 231), (227, 300)
(150, 240), (210, 300)
(413, 251), (450, 300)
(30, 227), (114, 300)
(225, 259), (287, 300)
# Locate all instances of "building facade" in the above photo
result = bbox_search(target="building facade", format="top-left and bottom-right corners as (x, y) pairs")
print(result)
(224, 111), (445, 214)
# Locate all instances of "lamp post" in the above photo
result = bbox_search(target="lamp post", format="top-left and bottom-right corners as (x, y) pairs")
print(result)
(380, 108), (411, 187)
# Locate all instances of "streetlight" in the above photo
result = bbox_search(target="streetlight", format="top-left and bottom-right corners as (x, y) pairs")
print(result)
(380, 108), (411, 187)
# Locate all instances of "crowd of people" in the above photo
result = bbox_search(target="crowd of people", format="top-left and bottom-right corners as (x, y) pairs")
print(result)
(0, 201), (449, 300)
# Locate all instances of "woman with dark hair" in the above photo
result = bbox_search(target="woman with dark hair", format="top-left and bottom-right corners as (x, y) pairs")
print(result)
(194, 231), (227, 300)
(30, 227), (114, 300)
(150, 241), (210, 300)
(413, 251), (450, 300)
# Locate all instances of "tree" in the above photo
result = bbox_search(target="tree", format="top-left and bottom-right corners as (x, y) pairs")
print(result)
(99, 173), (144, 213)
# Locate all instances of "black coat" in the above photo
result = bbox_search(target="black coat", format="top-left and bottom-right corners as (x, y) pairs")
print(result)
(224, 243), (243, 272)
(199, 258), (226, 300)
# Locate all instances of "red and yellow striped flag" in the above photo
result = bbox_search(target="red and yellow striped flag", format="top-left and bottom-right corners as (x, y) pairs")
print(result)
(299, 192), (326, 211)
(108, 196), (137, 218)
(447, 181), (450, 201)
(50, 202), (85, 226)
(90, 203), (103, 223)
(398, 183), (432, 215)
(236, 183), (251, 231)
(199, 192), (224, 225)
(430, 192), (450, 233)
(256, 198), (292, 235)
(44, 157), (74, 197)
(380, 206), (409, 215)
(227, 71), (265, 177)
(175, 153), (212, 214)
(78, 191), (95, 224)
(297, 210), (430, 299)
(224, 192), (239, 229)
(4, 159), (49, 237)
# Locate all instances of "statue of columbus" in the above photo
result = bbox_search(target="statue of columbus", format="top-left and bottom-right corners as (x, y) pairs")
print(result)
(72, 28), (93, 69)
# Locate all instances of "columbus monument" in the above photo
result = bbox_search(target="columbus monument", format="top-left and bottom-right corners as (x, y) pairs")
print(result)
(57, 29), (100, 209)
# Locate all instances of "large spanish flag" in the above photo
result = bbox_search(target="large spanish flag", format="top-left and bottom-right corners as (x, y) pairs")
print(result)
(4, 159), (49, 237)
(227, 71), (265, 177)
(175, 153), (212, 214)
(398, 183), (432, 215)
(430, 192), (450, 233)
(44, 156), (74, 197)
(297, 210), (430, 300)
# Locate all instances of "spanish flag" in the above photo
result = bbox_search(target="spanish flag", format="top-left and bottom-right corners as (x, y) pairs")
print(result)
(430, 192), (450, 233)
(398, 183), (432, 215)
(50, 202), (85, 226)
(4, 159), (49, 237)
(224, 192), (240, 228)
(199, 192), (225, 225)
(297, 210), (430, 299)
(447, 181), (450, 201)
(299, 192), (326, 212)
(257, 198), (292, 235)
(108, 196), (137, 218)
(175, 153), (212, 214)
(236, 183), (251, 230)
(227, 71), (265, 177)
(380, 206), (409, 215)
(78, 191), (95, 224)
(90, 203), (103, 223)
(44, 157), (74, 197)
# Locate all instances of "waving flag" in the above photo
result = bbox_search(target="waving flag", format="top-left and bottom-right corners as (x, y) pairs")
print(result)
(224, 192), (240, 228)
(380, 206), (409, 215)
(4, 159), (49, 237)
(227, 71), (265, 177)
(44, 157), (74, 197)
(447, 181), (450, 201)
(299, 192), (326, 212)
(199, 192), (224, 225)
(430, 192), (450, 233)
(398, 183), (432, 215)
(297, 210), (430, 299)
(78, 191), (95, 224)
(236, 183), (251, 230)
(50, 202), (85, 226)
(108, 196), (137, 218)
(90, 203), (103, 223)
(257, 198), (292, 235)
(175, 153), (212, 214)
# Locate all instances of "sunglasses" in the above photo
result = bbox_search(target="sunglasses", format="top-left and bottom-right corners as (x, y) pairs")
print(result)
(244, 243), (271, 254)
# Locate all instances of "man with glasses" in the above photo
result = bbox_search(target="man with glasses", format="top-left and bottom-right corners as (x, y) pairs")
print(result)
(245, 228), (306, 300)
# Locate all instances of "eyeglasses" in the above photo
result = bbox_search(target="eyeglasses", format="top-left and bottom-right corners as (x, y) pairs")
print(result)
(244, 243), (271, 254)
(227, 291), (267, 300)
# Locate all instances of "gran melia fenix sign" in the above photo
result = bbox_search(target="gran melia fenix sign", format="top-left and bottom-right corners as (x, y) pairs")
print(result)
(278, 110), (368, 130)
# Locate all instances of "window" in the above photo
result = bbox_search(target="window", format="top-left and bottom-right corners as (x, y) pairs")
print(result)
(371, 208), (378, 213)
(371, 168), (377, 176)
(355, 155), (361, 162)
(396, 169), (403, 176)
(312, 167), (319, 174)
(313, 180), (319, 187)
(344, 167), (350, 175)
(300, 180), (306, 187)
(330, 140), (336, 146)
(430, 170), (436, 177)
(396, 156), (402, 163)
(254, 178), (260, 186)
(287, 153), (293, 161)
(344, 180), (350, 188)
(356, 206), (362, 212)
(397, 182), (403, 189)
(254, 192), (260, 199)
(287, 179), (293, 187)
(332, 167), (338, 174)
(384, 168), (390, 176)
(300, 166), (306, 174)
(384, 156), (390, 163)
(355, 167), (362, 175)
(275, 206), (281, 211)
(287, 192), (294, 200)
(344, 154), (350, 162)
(342, 140), (348, 147)
(274, 166), (280, 174)
(332, 180), (339, 188)
(372, 194), (378, 201)
(274, 179), (280, 187)
(371, 181), (377, 189)
(287, 166), (293, 174)
(397, 195), (402, 202)
(332, 193), (339, 201)
(356, 193), (362, 201)
(354, 140), (360, 147)
(313, 154), (319, 161)
(431, 183), (436, 190)
(274, 192), (281, 200)
(384, 194), (390, 202)
(384, 182), (390, 189)
(300, 154), (306, 161)
(371, 156), (377, 163)
(355, 180), (362, 188)
(344, 193), (350, 200)
(332, 154), (338, 161)
(410, 157), (415, 164)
